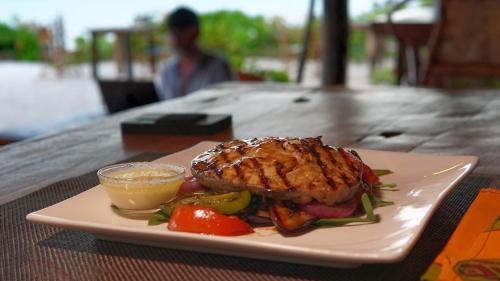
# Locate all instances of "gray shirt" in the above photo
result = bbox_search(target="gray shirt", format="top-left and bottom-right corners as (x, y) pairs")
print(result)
(155, 52), (233, 100)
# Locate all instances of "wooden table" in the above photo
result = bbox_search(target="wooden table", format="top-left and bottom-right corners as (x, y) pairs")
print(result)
(2, 82), (500, 280)
(1, 82), (499, 205)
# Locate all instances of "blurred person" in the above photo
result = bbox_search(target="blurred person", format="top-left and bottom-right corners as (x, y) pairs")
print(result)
(155, 7), (233, 100)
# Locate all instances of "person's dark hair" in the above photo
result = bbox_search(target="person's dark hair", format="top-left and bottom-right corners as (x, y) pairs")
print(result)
(167, 7), (199, 29)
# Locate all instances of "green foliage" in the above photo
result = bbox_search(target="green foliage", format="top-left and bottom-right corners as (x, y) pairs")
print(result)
(130, 14), (163, 62)
(72, 36), (89, 63)
(439, 76), (500, 89)
(0, 22), (40, 60)
(356, 0), (433, 23)
(263, 70), (289, 82)
(72, 34), (114, 63)
(357, 2), (392, 23)
(13, 25), (40, 60)
(349, 29), (366, 62)
(372, 67), (395, 84)
(255, 69), (290, 82)
(419, 0), (434, 7)
(198, 11), (279, 69)
(0, 23), (15, 52)
(96, 36), (115, 60)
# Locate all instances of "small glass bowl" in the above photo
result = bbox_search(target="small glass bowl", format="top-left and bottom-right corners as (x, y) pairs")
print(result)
(97, 162), (185, 210)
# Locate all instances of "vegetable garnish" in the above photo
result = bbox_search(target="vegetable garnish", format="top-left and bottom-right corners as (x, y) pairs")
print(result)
(375, 183), (399, 191)
(372, 168), (397, 190)
(315, 193), (379, 227)
(148, 191), (251, 226)
(167, 205), (253, 236)
(148, 212), (169, 226)
(148, 163), (397, 235)
(368, 194), (394, 208)
(372, 169), (393, 177)
(196, 191), (251, 215)
(148, 196), (198, 225)
(178, 177), (206, 194)
(362, 164), (380, 186)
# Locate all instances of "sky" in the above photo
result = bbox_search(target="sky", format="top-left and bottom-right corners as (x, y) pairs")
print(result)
(1, 0), (382, 50)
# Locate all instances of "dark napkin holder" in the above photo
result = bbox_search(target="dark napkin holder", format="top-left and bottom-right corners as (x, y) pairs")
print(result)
(121, 113), (232, 135)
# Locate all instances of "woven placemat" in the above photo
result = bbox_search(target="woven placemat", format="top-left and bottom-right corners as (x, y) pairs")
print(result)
(0, 153), (496, 281)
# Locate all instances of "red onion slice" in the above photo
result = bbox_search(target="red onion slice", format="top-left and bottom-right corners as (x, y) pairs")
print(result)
(301, 197), (358, 218)
(178, 177), (206, 194)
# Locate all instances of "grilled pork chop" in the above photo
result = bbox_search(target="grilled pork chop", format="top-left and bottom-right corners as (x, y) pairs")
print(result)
(191, 137), (364, 205)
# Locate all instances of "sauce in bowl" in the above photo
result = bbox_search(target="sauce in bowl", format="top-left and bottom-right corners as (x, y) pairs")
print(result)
(98, 162), (185, 210)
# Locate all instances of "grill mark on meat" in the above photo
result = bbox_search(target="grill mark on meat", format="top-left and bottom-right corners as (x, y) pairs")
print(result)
(277, 139), (296, 191)
(340, 173), (350, 185)
(219, 150), (229, 163)
(349, 149), (362, 161)
(335, 148), (350, 184)
(318, 145), (341, 191)
(232, 145), (245, 183)
(197, 155), (219, 177)
(278, 139), (287, 151)
(250, 158), (270, 189)
(233, 161), (243, 183)
(326, 148), (348, 187)
(247, 137), (259, 147)
(275, 161), (292, 188)
(347, 149), (363, 183)
(346, 152), (359, 172)
(236, 143), (252, 156)
(290, 143), (305, 158)
(326, 146), (338, 164)
(337, 147), (348, 161)
(235, 144), (245, 155)
(337, 148), (359, 185)
(323, 146), (340, 187)
(288, 141), (311, 186)
(308, 144), (337, 190)
(204, 160), (217, 171)
(214, 150), (229, 178)
(215, 167), (223, 177)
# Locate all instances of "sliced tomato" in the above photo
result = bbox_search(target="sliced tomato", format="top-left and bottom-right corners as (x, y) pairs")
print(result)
(362, 163), (380, 186)
(168, 205), (253, 236)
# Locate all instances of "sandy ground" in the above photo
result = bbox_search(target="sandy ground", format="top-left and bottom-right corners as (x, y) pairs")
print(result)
(0, 59), (372, 141)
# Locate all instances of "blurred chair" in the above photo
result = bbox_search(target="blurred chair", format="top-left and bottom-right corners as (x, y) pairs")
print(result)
(423, 0), (500, 88)
(91, 27), (159, 114)
(0, 138), (14, 146)
(97, 80), (159, 114)
(369, 22), (433, 85)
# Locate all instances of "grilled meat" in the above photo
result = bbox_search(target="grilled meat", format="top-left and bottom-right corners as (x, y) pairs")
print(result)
(191, 137), (364, 205)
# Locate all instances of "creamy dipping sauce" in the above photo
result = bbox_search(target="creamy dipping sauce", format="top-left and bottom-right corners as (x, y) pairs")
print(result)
(98, 163), (185, 210)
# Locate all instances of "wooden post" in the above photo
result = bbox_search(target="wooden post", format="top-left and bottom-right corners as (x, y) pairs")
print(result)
(91, 31), (99, 79)
(296, 0), (315, 83)
(124, 32), (133, 81)
(322, 0), (348, 86)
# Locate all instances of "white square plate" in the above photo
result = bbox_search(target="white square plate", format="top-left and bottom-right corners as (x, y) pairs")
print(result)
(27, 141), (478, 268)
